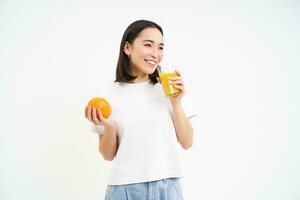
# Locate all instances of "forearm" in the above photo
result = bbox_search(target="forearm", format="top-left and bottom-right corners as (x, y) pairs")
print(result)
(99, 126), (118, 161)
(171, 102), (193, 149)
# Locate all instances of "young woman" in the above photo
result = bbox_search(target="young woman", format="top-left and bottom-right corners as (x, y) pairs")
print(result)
(85, 19), (195, 200)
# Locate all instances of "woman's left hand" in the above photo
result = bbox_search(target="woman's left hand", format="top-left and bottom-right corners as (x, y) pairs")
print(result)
(168, 70), (185, 104)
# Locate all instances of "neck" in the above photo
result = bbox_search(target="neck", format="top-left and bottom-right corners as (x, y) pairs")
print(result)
(129, 70), (149, 83)
(131, 76), (149, 83)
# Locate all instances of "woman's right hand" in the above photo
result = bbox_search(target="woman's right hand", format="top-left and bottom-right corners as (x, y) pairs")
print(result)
(85, 105), (116, 129)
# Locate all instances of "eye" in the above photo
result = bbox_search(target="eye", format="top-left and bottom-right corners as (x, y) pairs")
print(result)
(159, 46), (164, 50)
(144, 44), (152, 47)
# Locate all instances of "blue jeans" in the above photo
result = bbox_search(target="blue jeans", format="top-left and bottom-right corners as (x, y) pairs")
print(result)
(104, 178), (184, 200)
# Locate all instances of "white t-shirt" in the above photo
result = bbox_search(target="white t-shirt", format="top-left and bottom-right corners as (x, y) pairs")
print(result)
(91, 79), (196, 185)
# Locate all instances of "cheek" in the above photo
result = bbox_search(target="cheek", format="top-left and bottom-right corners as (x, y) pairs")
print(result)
(134, 53), (145, 63)
(133, 48), (147, 59)
(130, 54), (145, 67)
(159, 52), (164, 61)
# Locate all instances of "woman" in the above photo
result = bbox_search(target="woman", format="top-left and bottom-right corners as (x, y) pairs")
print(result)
(85, 19), (194, 200)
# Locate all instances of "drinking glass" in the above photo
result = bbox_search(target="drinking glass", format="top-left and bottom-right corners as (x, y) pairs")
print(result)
(157, 65), (181, 97)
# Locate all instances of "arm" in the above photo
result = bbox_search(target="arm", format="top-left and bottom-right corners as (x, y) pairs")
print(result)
(99, 124), (118, 161)
(168, 70), (194, 150)
(85, 105), (118, 161)
(171, 101), (193, 149)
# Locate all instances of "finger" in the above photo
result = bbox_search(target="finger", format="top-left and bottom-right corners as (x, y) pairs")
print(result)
(173, 85), (185, 91)
(87, 106), (92, 121)
(170, 80), (184, 86)
(92, 108), (102, 124)
(97, 108), (104, 121)
(169, 78), (183, 83)
(168, 76), (182, 81)
(93, 111), (102, 125)
(92, 107), (98, 121)
(84, 105), (88, 118)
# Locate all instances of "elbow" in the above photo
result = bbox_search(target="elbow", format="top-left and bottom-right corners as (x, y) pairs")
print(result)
(99, 149), (115, 161)
(181, 134), (193, 150)
(182, 141), (193, 150)
(178, 137), (193, 150)
(103, 155), (114, 161)
(101, 152), (115, 161)
(179, 128), (193, 150)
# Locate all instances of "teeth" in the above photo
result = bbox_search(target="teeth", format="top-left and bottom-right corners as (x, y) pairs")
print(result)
(146, 60), (156, 65)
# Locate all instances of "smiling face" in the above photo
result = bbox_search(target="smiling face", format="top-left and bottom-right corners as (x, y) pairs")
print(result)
(124, 27), (164, 82)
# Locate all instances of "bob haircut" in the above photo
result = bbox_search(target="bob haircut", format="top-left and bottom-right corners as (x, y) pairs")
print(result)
(114, 20), (163, 84)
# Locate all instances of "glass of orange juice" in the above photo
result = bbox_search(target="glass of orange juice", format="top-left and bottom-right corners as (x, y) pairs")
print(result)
(158, 65), (181, 97)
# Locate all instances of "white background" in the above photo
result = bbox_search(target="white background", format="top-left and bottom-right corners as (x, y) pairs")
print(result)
(1, 0), (299, 199)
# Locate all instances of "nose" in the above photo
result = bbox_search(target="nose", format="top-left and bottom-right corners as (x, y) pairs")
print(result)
(150, 48), (160, 60)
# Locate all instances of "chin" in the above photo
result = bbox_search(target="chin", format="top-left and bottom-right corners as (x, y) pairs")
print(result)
(146, 68), (156, 75)
(143, 65), (156, 74)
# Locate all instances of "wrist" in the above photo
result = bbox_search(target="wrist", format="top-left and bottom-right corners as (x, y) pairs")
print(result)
(104, 121), (117, 131)
(170, 100), (182, 108)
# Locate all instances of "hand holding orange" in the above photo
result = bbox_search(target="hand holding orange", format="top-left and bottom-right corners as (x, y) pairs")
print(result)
(88, 97), (112, 118)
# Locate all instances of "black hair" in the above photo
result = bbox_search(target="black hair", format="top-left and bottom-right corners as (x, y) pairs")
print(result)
(114, 20), (163, 84)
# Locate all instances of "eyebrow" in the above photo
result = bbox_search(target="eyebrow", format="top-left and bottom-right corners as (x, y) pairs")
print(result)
(142, 39), (164, 46)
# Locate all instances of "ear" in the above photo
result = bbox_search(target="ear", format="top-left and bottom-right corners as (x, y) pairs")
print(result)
(123, 41), (131, 56)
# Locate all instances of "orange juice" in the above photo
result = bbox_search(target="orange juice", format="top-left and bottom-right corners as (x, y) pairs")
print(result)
(159, 72), (181, 96)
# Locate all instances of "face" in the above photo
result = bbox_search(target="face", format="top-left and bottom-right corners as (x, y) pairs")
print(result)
(124, 27), (164, 79)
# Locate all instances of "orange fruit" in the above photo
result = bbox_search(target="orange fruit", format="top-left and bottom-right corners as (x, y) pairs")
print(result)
(88, 97), (112, 118)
